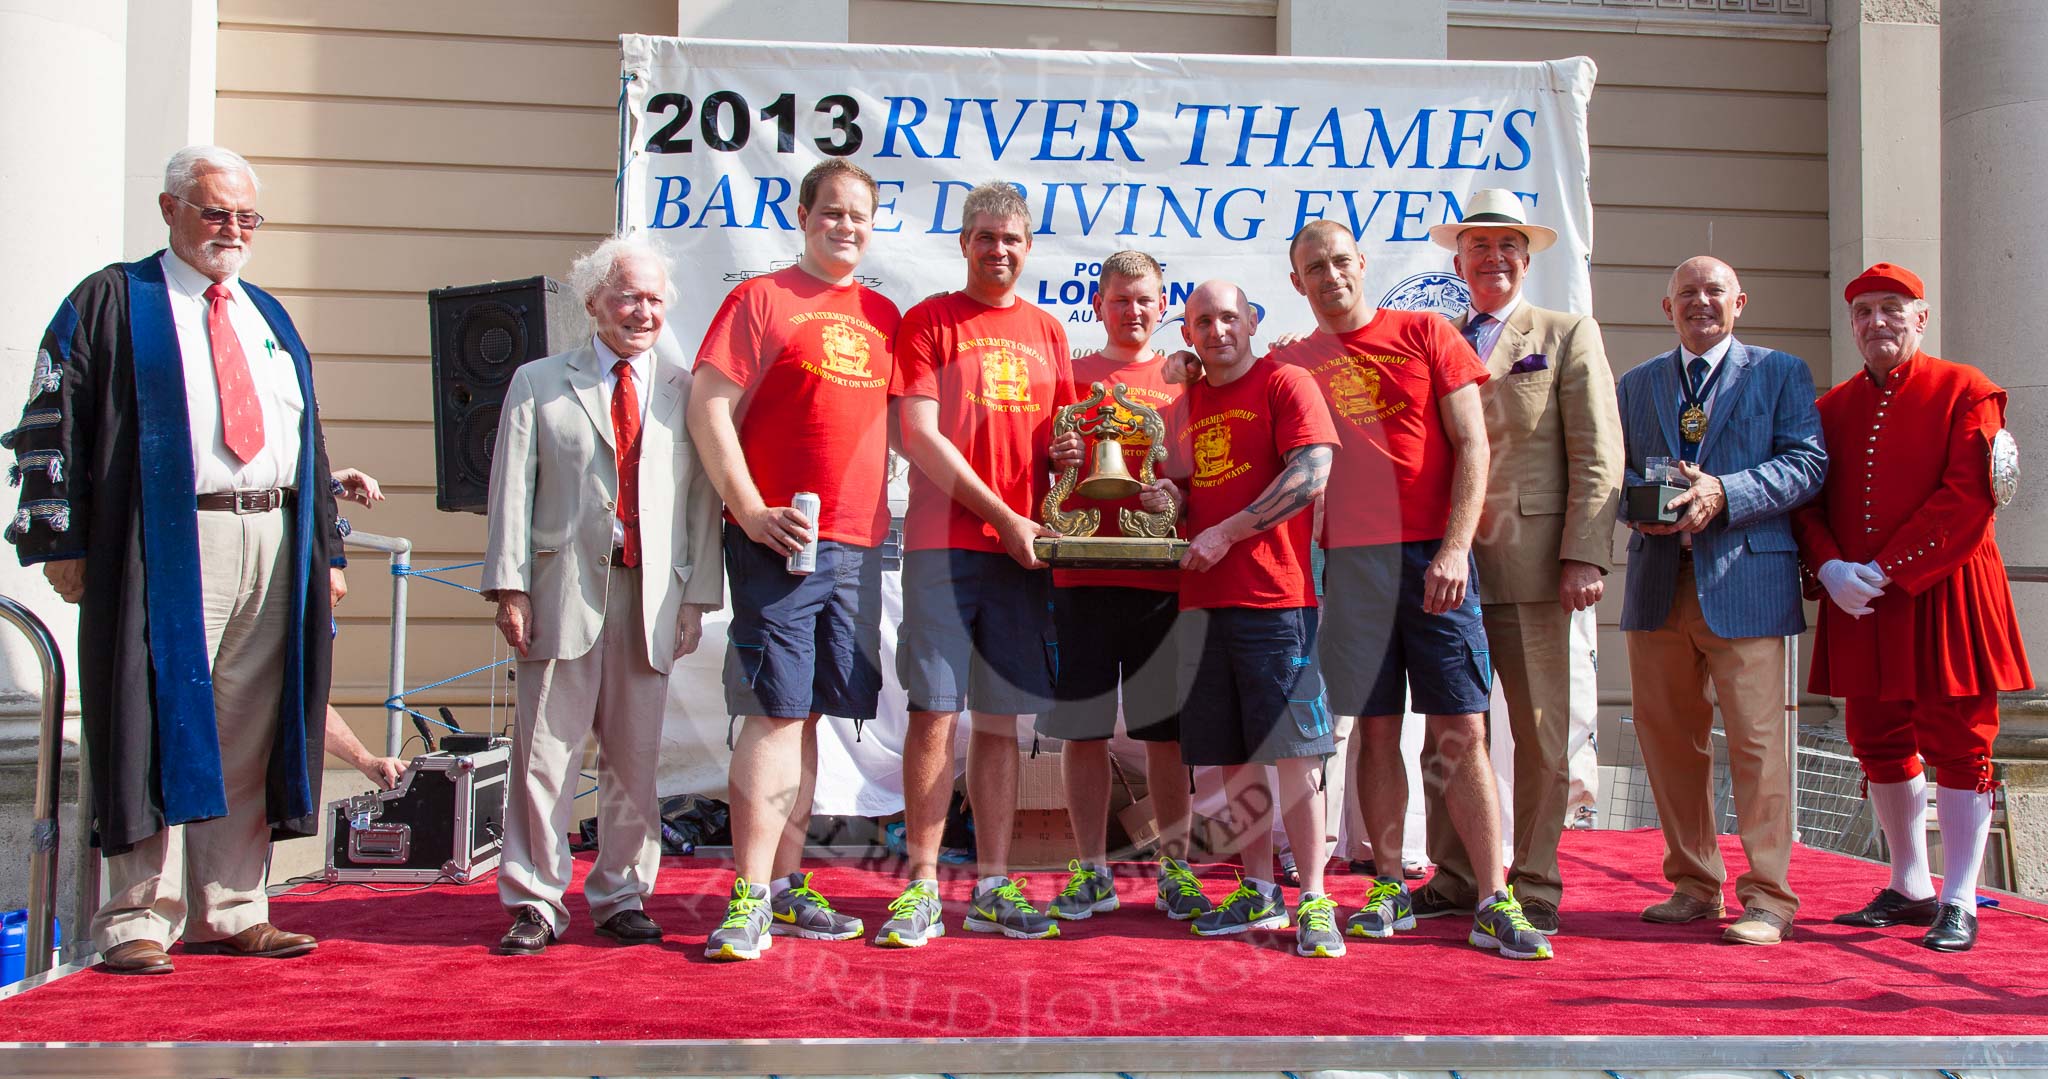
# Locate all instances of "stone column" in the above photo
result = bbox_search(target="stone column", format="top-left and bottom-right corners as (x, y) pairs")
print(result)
(1944, 0), (2048, 899)
(1826, 0), (1943, 387)
(0, 0), (129, 934)
(1279, 0), (1446, 59)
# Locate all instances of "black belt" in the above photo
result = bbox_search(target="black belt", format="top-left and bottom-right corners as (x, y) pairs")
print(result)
(608, 546), (636, 569)
(197, 488), (295, 514)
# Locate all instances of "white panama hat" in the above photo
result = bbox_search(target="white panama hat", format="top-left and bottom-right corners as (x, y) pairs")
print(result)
(1427, 188), (1558, 253)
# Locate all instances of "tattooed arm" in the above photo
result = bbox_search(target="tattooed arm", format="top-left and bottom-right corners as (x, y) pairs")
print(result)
(1182, 443), (1335, 573)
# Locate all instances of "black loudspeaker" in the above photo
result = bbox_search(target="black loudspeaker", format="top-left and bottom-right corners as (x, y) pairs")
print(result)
(427, 277), (588, 513)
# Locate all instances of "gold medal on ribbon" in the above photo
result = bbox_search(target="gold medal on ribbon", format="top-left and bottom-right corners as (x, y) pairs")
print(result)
(1679, 404), (1708, 444)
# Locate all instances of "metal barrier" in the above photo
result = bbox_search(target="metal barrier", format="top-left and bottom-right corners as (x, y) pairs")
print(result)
(3, 593), (67, 980)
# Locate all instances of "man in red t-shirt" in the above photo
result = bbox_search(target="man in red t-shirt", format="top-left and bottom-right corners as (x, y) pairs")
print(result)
(1035, 250), (1209, 925)
(1140, 280), (1344, 958)
(881, 182), (1079, 945)
(1277, 220), (1549, 961)
(689, 160), (898, 960)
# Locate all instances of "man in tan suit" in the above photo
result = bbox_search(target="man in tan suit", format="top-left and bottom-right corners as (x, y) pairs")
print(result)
(482, 236), (724, 954)
(1412, 191), (1623, 936)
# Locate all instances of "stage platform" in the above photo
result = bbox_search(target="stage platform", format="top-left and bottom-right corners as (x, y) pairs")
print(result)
(3, 828), (2046, 1077)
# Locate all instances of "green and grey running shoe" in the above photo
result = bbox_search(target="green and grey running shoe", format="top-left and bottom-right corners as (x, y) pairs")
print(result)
(1050, 860), (1119, 921)
(1155, 856), (1215, 921)
(1295, 892), (1346, 958)
(965, 876), (1060, 939)
(770, 871), (864, 941)
(1190, 877), (1287, 937)
(873, 879), (945, 948)
(705, 877), (772, 961)
(1469, 887), (1555, 961)
(1345, 876), (1416, 939)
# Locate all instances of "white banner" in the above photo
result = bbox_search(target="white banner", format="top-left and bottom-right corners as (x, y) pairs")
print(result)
(618, 36), (1598, 354)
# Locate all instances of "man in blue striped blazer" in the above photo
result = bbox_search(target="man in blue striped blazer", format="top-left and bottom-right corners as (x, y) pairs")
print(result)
(1615, 256), (1826, 947)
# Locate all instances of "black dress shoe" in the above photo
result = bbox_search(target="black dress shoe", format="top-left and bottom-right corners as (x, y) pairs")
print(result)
(595, 908), (663, 944)
(1520, 897), (1562, 936)
(1833, 888), (1940, 928)
(1921, 901), (1978, 952)
(1347, 858), (1378, 876)
(498, 907), (555, 955)
(1410, 885), (1476, 920)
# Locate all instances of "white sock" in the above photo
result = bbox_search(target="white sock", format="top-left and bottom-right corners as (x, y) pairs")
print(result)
(1243, 876), (1276, 893)
(1868, 776), (1934, 900)
(1936, 785), (1995, 908)
(768, 873), (796, 899)
(975, 874), (1009, 895)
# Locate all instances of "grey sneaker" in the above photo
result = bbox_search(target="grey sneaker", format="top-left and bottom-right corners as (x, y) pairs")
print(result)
(1050, 860), (1119, 921)
(965, 876), (1060, 939)
(704, 878), (772, 961)
(1470, 888), (1555, 961)
(873, 879), (945, 948)
(1190, 877), (1288, 937)
(1345, 876), (1416, 939)
(1295, 892), (1346, 958)
(1155, 856), (1216, 920)
(770, 871), (864, 941)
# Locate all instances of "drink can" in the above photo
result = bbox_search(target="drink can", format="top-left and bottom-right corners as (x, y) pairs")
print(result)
(788, 491), (821, 575)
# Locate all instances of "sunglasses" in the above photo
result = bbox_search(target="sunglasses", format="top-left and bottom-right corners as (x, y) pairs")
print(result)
(170, 194), (264, 230)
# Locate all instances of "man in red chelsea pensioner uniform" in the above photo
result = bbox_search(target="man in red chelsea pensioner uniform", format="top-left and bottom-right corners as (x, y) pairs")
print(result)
(690, 159), (901, 961)
(881, 181), (1082, 945)
(1792, 262), (2031, 953)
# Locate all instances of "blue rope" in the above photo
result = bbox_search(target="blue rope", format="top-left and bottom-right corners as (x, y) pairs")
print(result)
(395, 561), (483, 574)
(385, 657), (512, 703)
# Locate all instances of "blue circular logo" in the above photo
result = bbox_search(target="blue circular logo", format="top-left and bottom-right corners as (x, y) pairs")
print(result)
(1381, 272), (1470, 319)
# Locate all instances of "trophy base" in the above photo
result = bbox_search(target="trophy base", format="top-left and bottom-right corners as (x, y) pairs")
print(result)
(1033, 536), (1189, 569)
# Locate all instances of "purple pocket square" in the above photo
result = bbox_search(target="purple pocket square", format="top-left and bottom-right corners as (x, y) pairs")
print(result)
(1508, 353), (1550, 375)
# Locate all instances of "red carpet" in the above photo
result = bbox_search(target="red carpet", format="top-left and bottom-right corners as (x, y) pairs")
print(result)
(4, 829), (2044, 1042)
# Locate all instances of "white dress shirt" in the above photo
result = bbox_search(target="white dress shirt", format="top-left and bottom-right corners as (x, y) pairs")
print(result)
(1465, 295), (1522, 362)
(593, 335), (653, 547)
(1680, 335), (1736, 418)
(161, 251), (305, 493)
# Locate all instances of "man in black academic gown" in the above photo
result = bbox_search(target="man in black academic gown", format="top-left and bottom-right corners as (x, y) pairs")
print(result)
(4, 145), (344, 974)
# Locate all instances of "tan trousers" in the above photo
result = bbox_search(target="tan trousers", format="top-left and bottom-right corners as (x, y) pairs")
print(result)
(499, 565), (666, 935)
(96, 509), (291, 949)
(1425, 600), (1573, 907)
(1624, 564), (1797, 918)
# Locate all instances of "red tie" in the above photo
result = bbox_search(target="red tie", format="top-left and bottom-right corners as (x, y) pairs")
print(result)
(610, 359), (642, 568)
(204, 283), (265, 463)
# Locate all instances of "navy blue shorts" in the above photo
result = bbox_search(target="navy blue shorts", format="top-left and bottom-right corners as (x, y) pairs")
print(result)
(722, 528), (884, 720)
(898, 549), (1055, 716)
(1178, 607), (1335, 767)
(1038, 586), (1182, 743)
(1321, 539), (1492, 718)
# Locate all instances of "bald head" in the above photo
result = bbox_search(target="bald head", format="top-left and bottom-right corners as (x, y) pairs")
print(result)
(1182, 279), (1260, 384)
(1662, 256), (1747, 357)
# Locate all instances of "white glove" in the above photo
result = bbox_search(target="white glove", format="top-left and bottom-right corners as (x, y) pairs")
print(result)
(1855, 560), (1891, 588)
(1818, 559), (1882, 618)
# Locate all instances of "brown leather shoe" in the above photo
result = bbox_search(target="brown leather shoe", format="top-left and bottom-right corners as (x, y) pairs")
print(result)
(183, 922), (317, 959)
(100, 939), (175, 975)
(1641, 892), (1727, 924)
(1723, 908), (1793, 946)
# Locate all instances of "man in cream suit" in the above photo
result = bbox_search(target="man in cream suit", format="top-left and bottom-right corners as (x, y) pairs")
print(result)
(482, 236), (724, 954)
(1413, 192), (1623, 936)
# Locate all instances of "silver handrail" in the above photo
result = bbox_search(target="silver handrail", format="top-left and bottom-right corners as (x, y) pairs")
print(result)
(1, 593), (66, 979)
(342, 531), (413, 757)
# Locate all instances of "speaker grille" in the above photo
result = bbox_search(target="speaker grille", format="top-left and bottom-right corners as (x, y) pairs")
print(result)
(453, 302), (528, 383)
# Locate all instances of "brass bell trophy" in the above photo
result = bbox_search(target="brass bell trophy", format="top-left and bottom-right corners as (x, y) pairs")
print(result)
(1033, 381), (1190, 568)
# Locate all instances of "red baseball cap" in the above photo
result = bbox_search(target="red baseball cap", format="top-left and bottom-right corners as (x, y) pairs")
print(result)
(1845, 262), (1925, 302)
